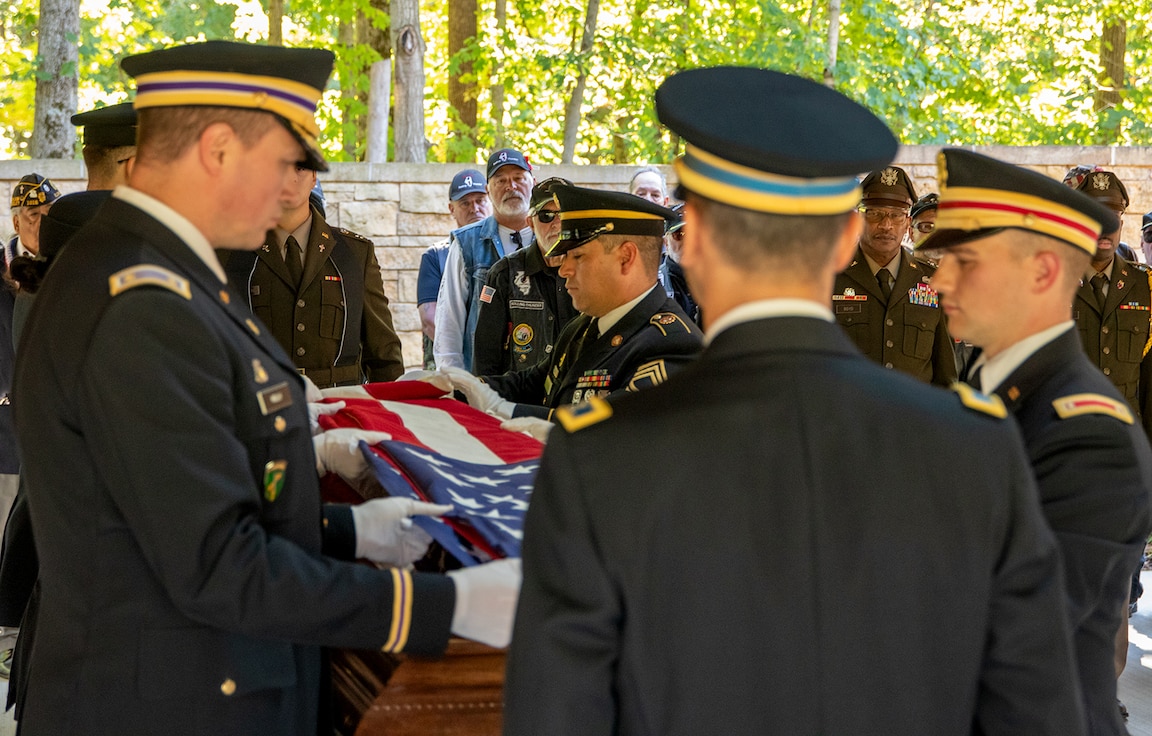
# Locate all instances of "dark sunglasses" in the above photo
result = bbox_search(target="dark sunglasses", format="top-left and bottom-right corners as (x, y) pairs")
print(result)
(535, 210), (560, 224)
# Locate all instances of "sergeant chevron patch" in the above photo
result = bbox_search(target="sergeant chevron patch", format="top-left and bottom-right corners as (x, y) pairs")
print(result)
(1052, 393), (1134, 424)
(627, 360), (668, 392)
(108, 265), (191, 300)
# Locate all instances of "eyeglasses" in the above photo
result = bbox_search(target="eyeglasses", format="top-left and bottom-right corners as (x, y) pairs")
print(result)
(914, 221), (936, 234)
(535, 210), (560, 224)
(860, 207), (909, 224)
(1143, 230), (1152, 243)
(670, 229), (685, 241)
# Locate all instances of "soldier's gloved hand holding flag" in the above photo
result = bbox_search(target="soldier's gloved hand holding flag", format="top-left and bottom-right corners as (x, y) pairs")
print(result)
(442, 366), (515, 419)
(350, 497), (453, 567)
(446, 558), (522, 648)
(501, 417), (553, 444)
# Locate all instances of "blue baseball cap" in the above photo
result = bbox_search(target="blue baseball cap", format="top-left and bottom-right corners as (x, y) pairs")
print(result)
(486, 148), (531, 179)
(450, 169), (486, 201)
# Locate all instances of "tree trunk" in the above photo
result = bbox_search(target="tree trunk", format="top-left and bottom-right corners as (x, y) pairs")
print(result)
(1094, 18), (1125, 112)
(823, 0), (841, 88)
(365, 0), (392, 163)
(268, 0), (283, 45)
(31, 0), (79, 158)
(448, 0), (478, 151)
(338, 20), (358, 160)
(490, 0), (507, 148)
(392, 0), (428, 162)
(561, 0), (599, 164)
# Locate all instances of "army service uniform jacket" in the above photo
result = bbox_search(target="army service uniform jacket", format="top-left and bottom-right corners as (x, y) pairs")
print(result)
(483, 287), (702, 419)
(833, 246), (957, 386)
(1073, 256), (1152, 438)
(991, 328), (1152, 736)
(13, 196), (454, 736)
(220, 208), (404, 388)
(471, 243), (578, 375)
(505, 316), (1081, 736)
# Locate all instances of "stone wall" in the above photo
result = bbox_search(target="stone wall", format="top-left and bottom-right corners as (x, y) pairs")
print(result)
(4, 145), (1152, 369)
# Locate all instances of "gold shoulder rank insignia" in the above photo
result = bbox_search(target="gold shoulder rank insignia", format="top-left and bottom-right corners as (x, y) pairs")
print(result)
(627, 359), (668, 392)
(555, 396), (613, 432)
(649, 312), (690, 335)
(108, 265), (191, 300)
(1052, 393), (1134, 424)
(951, 382), (1007, 418)
(337, 227), (371, 244)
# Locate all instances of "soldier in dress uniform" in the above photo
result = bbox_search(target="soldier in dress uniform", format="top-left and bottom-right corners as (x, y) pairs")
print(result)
(471, 176), (578, 375)
(925, 148), (1152, 736)
(1059, 167), (1152, 438)
(446, 185), (702, 420)
(832, 166), (956, 386)
(219, 163), (404, 387)
(504, 68), (1081, 736)
(11, 40), (517, 736)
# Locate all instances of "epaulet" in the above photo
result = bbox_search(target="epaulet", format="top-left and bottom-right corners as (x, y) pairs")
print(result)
(108, 265), (191, 300)
(911, 253), (938, 270)
(335, 227), (371, 245)
(1129, 259), (1150, 272)
(648, 311), (693, 336)
(951, 382), (1007, 418)
(554, 396), (613, 432)
(1052, 393), (1134, 424)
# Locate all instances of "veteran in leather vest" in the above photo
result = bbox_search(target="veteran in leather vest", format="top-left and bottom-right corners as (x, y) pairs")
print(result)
(833, 166), (957, 386)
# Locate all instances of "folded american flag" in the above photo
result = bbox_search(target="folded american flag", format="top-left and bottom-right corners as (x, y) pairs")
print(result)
(316, 381), (542, 565)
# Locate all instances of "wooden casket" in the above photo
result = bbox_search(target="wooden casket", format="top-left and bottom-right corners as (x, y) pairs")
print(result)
(331, 638), (506, 736)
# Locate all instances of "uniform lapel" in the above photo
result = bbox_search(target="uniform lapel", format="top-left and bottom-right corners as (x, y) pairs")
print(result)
(842, 247), (886, 301)
(1076, 272), (1101, 315)
(556, 288), (666, 396)
(1103, 258), (1136, 316)
(300, 215), (334, 290)
(257, 232), (296, 289)
(891, 249), (927, 307)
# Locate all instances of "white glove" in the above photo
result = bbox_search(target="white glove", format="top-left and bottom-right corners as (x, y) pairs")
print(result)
(442, 367), (515, 419)
(350, 497), (453, 566)
(313, 429), (392, 482)
(445, 558), (522, 648)
(301, 374), (324, 402)
(500, 416), (553, 444)
(396, 369), (455, 395)
(308, 400), (346, 435)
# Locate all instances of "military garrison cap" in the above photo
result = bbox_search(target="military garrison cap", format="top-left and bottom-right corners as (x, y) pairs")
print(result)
(70, 102), (138, 148)
(910, 193), (939, 219)
(917, 149), (1118, 256)
(861, 166), (917, 208)
(11, 174), (60, 209)
(120, 41), (335, 171)
(655, 67), (897, 215)
(1063, 166), (1129, 211)
(546, 184), (675, 258)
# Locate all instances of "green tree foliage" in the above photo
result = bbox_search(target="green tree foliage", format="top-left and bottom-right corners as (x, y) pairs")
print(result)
(1, 0), (1150, 161)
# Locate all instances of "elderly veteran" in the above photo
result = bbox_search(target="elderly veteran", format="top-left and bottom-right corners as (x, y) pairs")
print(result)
(503, 67), (1081, 736)
(925, 148), (1152, 736)
(5, 175), (60, 268)
(471, 176), (579, 375)
(833, 165), (956, 386)
(444, 184), (702, 422)
(12, 40), (518, 736)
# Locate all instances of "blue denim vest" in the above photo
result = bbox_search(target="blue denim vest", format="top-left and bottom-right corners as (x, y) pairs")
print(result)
(453, 217), (532, 370)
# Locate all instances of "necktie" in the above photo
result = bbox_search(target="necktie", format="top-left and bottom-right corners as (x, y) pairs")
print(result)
(573, 318), (599, 362)
(510, 230), (523, 251)
(876, 269), (893, 302)
(284, 235), (303, 288)
(968, 365), (983, 392)
(1091, 271), (1107, 310)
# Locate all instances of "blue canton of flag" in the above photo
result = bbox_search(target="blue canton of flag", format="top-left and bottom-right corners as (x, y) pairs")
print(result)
(362, 439), (537, 566)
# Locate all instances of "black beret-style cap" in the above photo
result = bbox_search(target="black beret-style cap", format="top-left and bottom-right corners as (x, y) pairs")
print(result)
(656, 67), (897, 214)
(546, 184), (675, 258)
(121, 41), (335, 171)
(918, 149), (1118, 256)
(861, 166), (917, 208)
(71, 102), (138, 148)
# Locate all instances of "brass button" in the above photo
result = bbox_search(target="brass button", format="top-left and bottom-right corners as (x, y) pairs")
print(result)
(885, 319), (894, 326)
(274, 416), (287, 433)
(1102, 326), (1110, 334)
(1104, 367), (1112, 376)
(221, 678), (236, 696)
(297, 323), (306, 332)
(884, 362), (893, 369)
(885, 340), (894, 348)
(296, 347), (306, 356)
(297, 299), (305, 308)
(1103, 347), (1111, 355)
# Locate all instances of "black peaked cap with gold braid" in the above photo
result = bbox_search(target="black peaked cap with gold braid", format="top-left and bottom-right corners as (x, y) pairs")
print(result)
(656, 67), (897, 215)
(917, 148), (1119, 256)
(121, 41), (334, 171)
(71, 102), (138, 148)
(546, 184), (676, 258)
